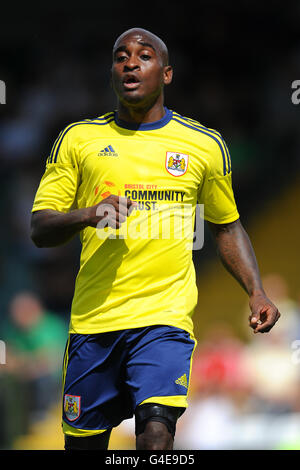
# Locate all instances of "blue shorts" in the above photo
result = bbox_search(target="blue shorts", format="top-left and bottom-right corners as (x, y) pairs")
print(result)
(62, 325), (196, 436)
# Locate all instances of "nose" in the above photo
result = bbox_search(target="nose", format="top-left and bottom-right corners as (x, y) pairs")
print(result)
(124, 63), (139, 72)
(124, 55), (140, 72)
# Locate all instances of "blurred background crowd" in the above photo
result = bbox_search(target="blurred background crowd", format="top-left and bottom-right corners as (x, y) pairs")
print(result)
(0, 1), (300, 450)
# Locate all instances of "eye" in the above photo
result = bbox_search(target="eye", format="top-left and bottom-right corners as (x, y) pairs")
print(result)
(140, 54), (151, 61)
(115, 55), (127, 63)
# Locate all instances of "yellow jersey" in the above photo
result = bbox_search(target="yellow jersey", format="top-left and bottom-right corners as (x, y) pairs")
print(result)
(32, 107), (239, 336)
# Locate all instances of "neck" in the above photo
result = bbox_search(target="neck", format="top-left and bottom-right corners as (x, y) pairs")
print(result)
(117, 94), (165, 124)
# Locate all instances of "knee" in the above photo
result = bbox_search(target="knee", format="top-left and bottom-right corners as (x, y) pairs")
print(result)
(135, 403), (184, 450)
(137, 420), (173, 450)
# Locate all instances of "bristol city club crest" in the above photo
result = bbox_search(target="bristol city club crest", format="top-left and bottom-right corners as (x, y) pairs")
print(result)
(64, 394), (81, 421)
(166, 152), (189, 177)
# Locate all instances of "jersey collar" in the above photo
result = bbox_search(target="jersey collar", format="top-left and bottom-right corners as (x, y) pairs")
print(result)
(114, 107), (173, 131)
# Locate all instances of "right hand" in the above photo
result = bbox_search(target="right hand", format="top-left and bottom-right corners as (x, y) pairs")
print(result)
(86, 195), (137, 229)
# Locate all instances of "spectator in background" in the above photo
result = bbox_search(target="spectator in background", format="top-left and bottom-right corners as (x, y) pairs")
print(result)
(175, 323), (251, 449)
(189, 323), (250, 397)
(259, 273), (300, 343)
(175, 284), (300, 449)
(242, 273), (300, 414)
(2, 291), (68, 421)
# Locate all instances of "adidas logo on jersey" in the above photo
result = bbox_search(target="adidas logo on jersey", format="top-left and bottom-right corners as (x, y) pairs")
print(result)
(175, 373), (188, 389)
(98, 145), (118, 157)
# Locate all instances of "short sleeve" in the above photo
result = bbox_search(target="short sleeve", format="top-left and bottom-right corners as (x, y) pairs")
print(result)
(198, 137), (239, 224)
(32, 126), (80, 213)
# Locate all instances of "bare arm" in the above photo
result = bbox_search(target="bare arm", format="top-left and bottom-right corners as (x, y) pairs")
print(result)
(31, 208), (91, 247)
(31, 195), (136, 248)
(208, 219), (280, 333)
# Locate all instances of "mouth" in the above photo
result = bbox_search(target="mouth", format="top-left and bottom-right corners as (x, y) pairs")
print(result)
(122, 74), (141, 91)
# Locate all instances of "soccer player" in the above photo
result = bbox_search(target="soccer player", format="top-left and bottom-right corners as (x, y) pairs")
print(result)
(30, 28), (280, 450)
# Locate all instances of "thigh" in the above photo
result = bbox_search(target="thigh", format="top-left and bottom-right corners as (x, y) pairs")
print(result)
(125, 325), (197, 411)
(62, 331), (133, 437)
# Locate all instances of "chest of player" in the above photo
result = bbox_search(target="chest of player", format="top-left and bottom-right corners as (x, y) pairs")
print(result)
(79, 137), (204, 204)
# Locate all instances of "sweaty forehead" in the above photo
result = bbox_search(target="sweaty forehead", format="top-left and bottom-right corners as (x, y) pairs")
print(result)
(113, 28), (168, 64)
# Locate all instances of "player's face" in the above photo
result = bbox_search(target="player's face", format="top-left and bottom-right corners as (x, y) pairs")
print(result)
(111, 34), (172, 106)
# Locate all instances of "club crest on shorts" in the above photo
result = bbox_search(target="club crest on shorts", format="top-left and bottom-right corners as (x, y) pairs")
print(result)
(166, 152), (189, 177)
(64, 394), (81, 421)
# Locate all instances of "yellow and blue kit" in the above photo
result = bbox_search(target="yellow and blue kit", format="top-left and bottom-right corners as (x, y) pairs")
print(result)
(32, 107), (239, 435)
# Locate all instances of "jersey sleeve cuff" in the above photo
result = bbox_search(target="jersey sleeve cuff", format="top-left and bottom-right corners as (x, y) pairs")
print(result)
(204, 212), (240, 224)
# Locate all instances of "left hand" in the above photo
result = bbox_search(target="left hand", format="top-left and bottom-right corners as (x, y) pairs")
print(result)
(248, 292), (281, 334)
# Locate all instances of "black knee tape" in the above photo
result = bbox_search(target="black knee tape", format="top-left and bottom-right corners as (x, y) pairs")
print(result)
(135, 403), (184, 439)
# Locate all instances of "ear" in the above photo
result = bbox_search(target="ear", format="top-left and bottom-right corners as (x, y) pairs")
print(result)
(163, 65), (173, 86)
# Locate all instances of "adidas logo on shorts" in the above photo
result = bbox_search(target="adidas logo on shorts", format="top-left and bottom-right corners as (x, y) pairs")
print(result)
(175, 373), (188, 388)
